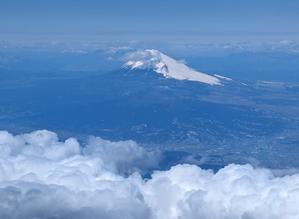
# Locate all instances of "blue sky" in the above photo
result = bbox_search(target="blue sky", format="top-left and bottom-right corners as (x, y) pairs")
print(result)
(1, 0), (299, 42)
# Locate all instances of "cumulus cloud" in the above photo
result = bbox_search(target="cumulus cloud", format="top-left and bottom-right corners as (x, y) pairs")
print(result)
(0, 130), (299, 219)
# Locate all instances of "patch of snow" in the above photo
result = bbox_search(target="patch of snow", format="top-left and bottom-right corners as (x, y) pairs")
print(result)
(125, 49), (222, 85)
(214, 74), (233, 81)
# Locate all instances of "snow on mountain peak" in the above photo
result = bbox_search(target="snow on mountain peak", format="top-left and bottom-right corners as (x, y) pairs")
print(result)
(124, 49), (223, 85)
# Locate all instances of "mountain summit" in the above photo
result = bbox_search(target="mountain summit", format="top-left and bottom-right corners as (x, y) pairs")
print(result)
(124, 49), (228, 85)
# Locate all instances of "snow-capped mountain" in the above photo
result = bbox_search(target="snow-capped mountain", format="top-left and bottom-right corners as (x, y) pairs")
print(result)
(124, 49), (231, 85)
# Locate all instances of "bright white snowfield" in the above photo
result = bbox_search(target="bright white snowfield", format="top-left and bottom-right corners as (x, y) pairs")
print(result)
(125, 49), (222, 85)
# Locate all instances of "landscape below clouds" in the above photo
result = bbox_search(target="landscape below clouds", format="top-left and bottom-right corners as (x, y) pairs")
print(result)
(1, 0), (299, 218)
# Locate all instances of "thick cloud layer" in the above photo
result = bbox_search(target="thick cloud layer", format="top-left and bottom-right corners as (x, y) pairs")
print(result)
(0, 130), (299, 219)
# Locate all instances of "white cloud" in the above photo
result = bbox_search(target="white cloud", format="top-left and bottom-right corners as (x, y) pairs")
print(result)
(84, 136), (160, 175)
(0, 129), (299, 219)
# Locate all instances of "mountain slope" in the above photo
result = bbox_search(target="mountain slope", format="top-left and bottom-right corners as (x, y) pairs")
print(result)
(125, 49), (226, 85)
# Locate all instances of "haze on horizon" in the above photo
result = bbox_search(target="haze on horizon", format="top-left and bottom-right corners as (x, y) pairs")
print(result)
(1, 0), (299, 43)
